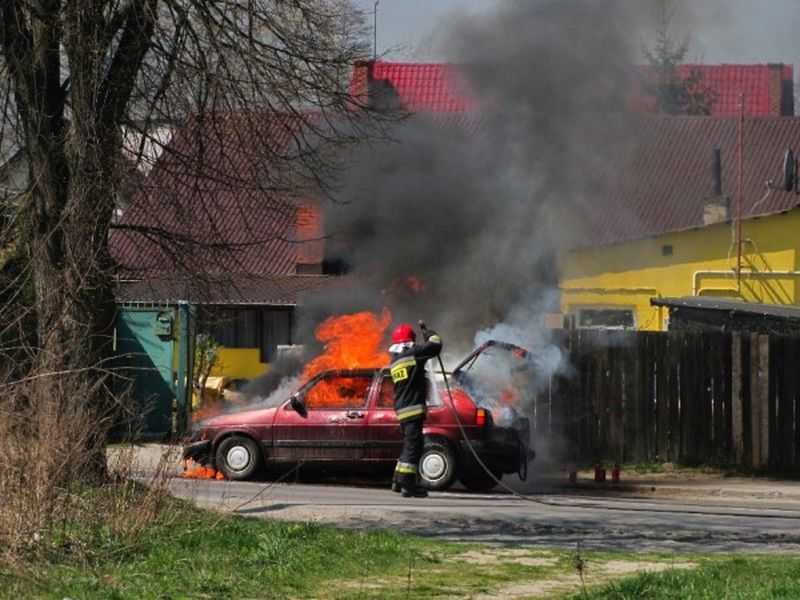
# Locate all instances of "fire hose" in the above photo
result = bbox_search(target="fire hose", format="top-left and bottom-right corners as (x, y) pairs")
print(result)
(418, 320), (540, 502)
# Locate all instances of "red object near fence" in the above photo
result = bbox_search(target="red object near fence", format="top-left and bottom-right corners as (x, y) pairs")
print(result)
(594, 463), (606, 483)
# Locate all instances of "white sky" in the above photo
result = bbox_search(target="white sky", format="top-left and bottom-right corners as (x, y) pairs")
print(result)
(352, 0), (800, 68)
(352, 0), (500, 60)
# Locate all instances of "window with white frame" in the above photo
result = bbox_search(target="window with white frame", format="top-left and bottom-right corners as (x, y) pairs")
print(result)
(577, 308), (635, 329)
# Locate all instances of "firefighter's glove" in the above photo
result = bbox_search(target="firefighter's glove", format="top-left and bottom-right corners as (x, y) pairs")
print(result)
(424, 329), (442, 344)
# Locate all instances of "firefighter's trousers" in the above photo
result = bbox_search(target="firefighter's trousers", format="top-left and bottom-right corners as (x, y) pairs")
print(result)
(394, 417), (424, 488)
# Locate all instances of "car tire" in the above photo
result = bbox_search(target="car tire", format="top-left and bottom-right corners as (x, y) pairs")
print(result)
(419, 439), (458, 491)
(458, 464), (501, 492)
(215, 435), (263, 481)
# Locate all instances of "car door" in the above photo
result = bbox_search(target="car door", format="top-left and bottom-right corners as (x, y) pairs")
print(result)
(364, 372), (404, 461)
(271, 372), (372, 461)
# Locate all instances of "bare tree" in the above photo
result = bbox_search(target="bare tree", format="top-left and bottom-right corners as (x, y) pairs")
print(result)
(0, 0), (377, 479)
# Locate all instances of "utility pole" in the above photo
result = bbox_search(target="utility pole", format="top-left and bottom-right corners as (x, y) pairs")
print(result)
(736, 93), (745, 287)
(373, 1), (380, 59)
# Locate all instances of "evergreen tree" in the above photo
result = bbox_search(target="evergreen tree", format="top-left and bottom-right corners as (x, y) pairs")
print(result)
(642, 1), (717, 115)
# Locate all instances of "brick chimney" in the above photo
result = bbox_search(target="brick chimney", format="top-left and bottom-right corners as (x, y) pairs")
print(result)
(702, 148), (731, 225)
(295, 199), (323, 274)
(767, 63), (795, 116)
(350, 60), (375, 109)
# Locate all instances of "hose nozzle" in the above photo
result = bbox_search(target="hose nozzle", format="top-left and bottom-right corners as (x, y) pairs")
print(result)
(418, 319), (428, 332)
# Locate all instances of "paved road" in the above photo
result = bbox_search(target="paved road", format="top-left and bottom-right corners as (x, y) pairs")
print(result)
(167, 476), (800, 553)
(121, 445), (800, 553)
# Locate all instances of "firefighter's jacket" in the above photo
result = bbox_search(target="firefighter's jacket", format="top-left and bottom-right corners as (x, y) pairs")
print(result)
(389, 330), (442, 423)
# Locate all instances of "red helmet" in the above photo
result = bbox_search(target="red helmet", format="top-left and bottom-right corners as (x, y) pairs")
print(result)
(391, 323), (416, 344)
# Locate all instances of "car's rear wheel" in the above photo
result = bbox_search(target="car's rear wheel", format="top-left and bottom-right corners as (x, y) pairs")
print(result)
(419, 440), (458, 491)
(458, 464), (502, 492)
(215, 435), (263, 480)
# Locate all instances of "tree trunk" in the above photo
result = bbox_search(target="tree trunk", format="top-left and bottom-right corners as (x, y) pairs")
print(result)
(27, 137), (120, 482)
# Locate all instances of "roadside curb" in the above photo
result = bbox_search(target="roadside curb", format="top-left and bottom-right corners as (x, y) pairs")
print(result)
(539, 479), (800, 502)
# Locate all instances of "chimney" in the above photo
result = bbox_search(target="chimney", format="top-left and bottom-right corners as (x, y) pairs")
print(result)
(712, 147), (722, 196)
(350, 60), (375, 109)
(702, 148), (731, 225)
(295, 199), (323, 275)
(767, 64), (783, 116)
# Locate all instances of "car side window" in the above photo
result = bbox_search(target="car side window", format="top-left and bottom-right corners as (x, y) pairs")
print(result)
(303, 375), (371, 410)
(377, 376), (394, 409)
(376, 373), (441, 409)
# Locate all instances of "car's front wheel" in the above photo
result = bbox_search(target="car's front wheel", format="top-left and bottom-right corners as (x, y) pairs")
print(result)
(419, 439), (458, 491)
(215, 435), (263, 480)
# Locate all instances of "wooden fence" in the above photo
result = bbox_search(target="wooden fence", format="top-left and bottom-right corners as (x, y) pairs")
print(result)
(530, 330), (800, 469)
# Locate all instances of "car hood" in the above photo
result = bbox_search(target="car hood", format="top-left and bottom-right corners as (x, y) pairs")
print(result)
(203, 405), (277, 428)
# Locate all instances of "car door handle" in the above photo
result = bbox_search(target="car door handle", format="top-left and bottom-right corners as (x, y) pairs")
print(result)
(346, 411), (365, 419)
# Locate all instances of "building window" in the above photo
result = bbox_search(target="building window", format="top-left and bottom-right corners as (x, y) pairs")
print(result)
(577, 308), (635, 329)
(199, 307), (293, 362)
(261, 309), (292, 363)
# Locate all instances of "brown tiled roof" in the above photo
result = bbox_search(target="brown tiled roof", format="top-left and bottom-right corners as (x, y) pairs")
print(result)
(585, 116), (800, 246)
(110, 112), (320, 278)
(115, 274), (334, 305)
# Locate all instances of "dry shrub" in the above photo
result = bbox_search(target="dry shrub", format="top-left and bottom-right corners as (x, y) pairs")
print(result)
(104, 442), (180, 544)
(0, 369), (176, 567)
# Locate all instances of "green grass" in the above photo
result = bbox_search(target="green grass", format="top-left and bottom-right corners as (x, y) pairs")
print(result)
(562, 555), (800, 600)
(0, 490), (568, 599)
(4, 485), (800, 599)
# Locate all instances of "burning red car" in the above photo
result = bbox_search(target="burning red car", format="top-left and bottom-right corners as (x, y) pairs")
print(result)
(183, 340), (535, 492)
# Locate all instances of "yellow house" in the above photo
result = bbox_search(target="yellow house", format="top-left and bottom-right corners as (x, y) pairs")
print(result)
(559, 116), (800, 331)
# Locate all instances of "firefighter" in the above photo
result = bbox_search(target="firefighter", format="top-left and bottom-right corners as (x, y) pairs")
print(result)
(388, 321), (442, 497)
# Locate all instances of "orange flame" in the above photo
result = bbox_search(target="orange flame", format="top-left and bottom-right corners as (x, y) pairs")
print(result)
(381, 276), (427, 297)
(300, 310), (392, 408)
(500, 389), (518, 406)
(303, 309), (392, 379)
(191, 400), (224, 424)
(182, 458), (225, 480)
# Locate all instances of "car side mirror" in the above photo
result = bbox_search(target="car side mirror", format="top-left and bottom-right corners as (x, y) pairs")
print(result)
(289, 394), (308, 419)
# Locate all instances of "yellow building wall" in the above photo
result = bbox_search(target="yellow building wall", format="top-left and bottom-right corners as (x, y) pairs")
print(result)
(559, 210), (800, 331)
(209, 347), (268, 381)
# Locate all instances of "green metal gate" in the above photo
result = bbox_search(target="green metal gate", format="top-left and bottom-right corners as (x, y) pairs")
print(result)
(114, 303), (194, 439)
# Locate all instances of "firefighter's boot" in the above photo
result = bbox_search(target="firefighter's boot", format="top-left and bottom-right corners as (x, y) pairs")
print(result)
(401, 484), (428, 498)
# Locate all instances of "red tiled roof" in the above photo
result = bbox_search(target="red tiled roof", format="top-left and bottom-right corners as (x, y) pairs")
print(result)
(111, 112), (322, 279)
(351, 61), (480, 113)
(584, 116), (800, 246)
(631, 64), (794, 117)
(356, 61), (793, 117)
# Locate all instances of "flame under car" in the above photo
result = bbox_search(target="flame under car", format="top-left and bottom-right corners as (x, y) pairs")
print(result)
(183, 341), (535, 492)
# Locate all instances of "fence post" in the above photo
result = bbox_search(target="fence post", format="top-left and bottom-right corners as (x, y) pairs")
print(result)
(749, 334), (770, 469)
(731, 333), (744, 465)
(758, 334), (771, 468)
